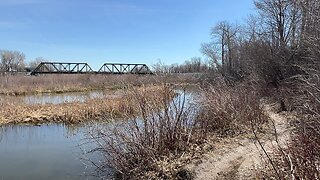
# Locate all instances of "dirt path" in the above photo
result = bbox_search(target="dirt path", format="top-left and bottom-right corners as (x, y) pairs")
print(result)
(187, 104), (292, 180)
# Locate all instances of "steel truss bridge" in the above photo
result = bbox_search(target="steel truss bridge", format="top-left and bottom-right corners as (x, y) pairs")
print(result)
(30, 62), (153, 75)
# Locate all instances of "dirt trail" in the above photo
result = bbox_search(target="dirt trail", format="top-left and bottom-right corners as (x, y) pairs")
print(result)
(187, 104), (292, 180)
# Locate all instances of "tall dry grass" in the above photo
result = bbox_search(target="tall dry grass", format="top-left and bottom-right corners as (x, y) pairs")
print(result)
(0, 73), (200, 95)
(198, 82), (267, 137)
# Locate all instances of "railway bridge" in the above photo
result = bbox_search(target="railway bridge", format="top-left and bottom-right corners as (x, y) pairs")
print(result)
(30, 62), (153, 75)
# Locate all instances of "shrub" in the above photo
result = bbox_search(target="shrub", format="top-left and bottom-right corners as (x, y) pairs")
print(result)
(88, 85), (201, 179)
(198, 82), (267, 136)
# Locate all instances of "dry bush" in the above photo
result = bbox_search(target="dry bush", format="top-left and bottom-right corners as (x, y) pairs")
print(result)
(198, 81), (268, 136)
(88, 85), (201, 179)
(265, 70), (320, 179)
(259, 23), (320, 178)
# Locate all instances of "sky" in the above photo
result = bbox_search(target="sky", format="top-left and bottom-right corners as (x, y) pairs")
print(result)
(0, 0), (255, 70)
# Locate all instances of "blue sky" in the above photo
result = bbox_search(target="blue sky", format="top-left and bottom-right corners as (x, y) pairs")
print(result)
(0, 0), (255, 69)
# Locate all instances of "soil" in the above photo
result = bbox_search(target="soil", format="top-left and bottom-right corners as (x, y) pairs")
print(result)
(186, 103), (294, 180)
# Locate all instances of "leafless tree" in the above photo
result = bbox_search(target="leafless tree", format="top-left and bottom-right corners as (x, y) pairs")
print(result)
(28, 57), (47, 71)
(152, 58), (211, 74)
(254, 0), (303, 49)
(0, 50), (25, 73)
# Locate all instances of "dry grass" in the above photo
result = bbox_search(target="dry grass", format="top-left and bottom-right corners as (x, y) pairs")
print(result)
(0, 85), (164, 126)
(0, 74), (104, 95)
(198, 82), (268, 137)
(0, 97), (124, 125)
(258, 73), (320, 180)
(0, 73), (201, 95)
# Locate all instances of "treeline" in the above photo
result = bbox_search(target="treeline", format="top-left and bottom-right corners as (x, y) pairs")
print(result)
(202, 0), (320, 86)
(152, 57), (211, 73)
(0, 50), (52, 74)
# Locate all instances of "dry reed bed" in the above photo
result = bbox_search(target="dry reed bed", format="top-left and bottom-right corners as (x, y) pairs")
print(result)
(0, 74), (199, 96)
(0, 85), (165, 125)
(0, 74), (105, 95)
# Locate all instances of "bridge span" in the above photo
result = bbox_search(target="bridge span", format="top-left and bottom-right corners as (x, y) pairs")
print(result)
(30, 62), (153, 75)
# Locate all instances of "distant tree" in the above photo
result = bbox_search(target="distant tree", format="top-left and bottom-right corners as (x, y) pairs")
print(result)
(152, 59), (166, 73)
(152, 58), (210, 74)
(201, 42), (220, 69)
(201, 21), (239, 76)
(0, 50), (25, 73)
(28, 57), (46, 70)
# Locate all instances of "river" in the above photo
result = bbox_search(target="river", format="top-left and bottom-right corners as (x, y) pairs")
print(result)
(0, 123), (98, 180)
(0, 92), (108, 179)
(0, 90), (196, 179)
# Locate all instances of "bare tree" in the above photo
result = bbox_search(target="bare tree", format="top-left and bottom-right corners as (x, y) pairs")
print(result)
(201, 42), (220, 69)
(28, 57), (46, 71)
(254, 0), (303, 49)
(0, 50), (25, 73)
(202, 21), (239, 76)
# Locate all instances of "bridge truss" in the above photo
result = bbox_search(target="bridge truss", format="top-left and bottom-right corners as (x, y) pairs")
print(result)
(30, 62), (94, 75)
(30, 62), (153, 75)
(98, 63), (153, 74)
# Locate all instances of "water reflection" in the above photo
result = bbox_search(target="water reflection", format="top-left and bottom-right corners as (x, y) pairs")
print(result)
(0, 124), (96, 180)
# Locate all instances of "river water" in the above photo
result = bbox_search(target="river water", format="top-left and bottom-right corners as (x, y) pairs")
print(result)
(0, 124), (97, 180)
(0, 92), (108, 179)
(0, 90), (197, 179)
